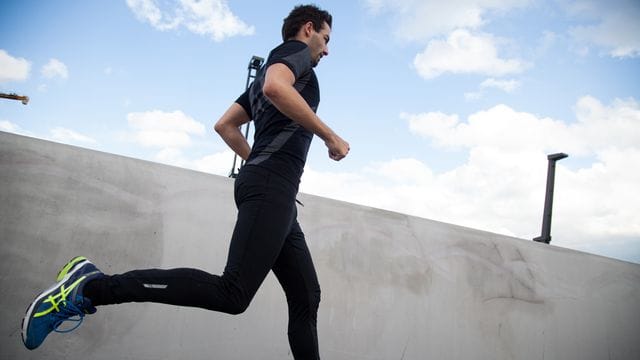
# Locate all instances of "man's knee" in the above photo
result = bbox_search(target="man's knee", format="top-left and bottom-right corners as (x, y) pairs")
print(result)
(226, 299), (250, 315)
(219, 274), (252, 315)
(286, 284), (320, 316)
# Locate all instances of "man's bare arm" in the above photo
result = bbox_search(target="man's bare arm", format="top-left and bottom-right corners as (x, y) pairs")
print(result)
(262, 63), (349, 161)
(214, 103), (252, 161)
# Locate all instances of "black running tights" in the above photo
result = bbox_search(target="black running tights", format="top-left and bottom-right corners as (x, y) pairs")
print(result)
(84, 166), (321, 359)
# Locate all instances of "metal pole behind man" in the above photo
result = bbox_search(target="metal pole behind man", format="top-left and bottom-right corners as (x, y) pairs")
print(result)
(230, 56), (264, 178)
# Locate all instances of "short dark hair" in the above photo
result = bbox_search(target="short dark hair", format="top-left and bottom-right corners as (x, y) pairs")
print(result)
(281, 4), (332, 41)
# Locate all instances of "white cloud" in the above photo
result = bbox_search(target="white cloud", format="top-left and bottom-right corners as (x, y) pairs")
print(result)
(480, 78), (520, 92)
(50, 127), (97, 145)
(374, 157), (434, 184)
(300, 96), (640, 263)
(0, 50), (31, 82)
(1, 122), (99, 148)
(364, 2), (534, 80)
(364, 0), (532, 42)
(0, 121), (41, 139)
(572, 96), (640, 153)
(192, 149), (236, 175)
(567, 0), (640, 58)
(463, 78), (521, 101)
(126, 0), (254, 41)
(0, 120), (27, 135)
(301, 151), (546, 239)
(41, 59), (69, 79)
(154, 147), (234, 176)
(125, 109), (229, 175)
(405, 96), (640, 156)
(407, 112), (460, 139)
(557, 148), (640, 239)
(179, 0), (255, 41)
(127, 109), (206, 149)
(126, 0), (179, 30)
(1, 121), (31, 139)
(414, 29), (527, 79)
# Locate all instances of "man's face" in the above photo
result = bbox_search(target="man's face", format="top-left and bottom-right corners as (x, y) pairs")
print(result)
(309, 22), (331, 67)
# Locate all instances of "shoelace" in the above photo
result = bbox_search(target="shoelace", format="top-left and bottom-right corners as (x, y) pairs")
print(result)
(52, 301), (85, 333)
(35, 276), (87, 333)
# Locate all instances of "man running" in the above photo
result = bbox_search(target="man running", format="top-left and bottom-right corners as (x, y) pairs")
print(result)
(22, 4), (349, 359)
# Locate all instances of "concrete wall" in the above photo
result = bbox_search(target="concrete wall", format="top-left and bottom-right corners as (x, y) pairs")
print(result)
(1, 130), (639, 360)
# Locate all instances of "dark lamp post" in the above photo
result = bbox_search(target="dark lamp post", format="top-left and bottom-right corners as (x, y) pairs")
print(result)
(534, 153), (568, 244)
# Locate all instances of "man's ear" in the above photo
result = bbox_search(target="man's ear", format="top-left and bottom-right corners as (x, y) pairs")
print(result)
(303, 21), (314, 36)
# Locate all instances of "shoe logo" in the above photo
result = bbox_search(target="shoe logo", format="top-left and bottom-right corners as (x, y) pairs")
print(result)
(35, 276), (85, 317)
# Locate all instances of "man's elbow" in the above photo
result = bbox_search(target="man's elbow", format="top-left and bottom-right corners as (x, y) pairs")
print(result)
(262, 81), (284, 103)
(213, 120), (226, 135)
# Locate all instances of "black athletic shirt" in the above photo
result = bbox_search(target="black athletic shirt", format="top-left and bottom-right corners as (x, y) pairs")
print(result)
(235, 40), (319, 185)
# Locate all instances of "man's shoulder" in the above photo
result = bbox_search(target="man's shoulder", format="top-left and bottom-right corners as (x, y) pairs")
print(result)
(268, 40), (311, 63)
(267, 40), (312, 79)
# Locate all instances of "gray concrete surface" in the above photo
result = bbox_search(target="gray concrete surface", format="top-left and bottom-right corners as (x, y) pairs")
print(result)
(1, 130), (639, 359)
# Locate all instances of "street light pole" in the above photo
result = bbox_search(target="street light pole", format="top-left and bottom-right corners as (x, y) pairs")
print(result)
(534, 152), (568, 244)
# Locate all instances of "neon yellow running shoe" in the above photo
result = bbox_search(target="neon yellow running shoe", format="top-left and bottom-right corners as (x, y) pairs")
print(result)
(22, 258), (103, 350)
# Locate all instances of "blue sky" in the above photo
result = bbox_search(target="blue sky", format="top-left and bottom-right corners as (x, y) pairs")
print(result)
(1, 0), (639, 263)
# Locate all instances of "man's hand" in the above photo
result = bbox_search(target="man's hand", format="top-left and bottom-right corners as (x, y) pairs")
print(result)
(325, 135), (350, 161)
